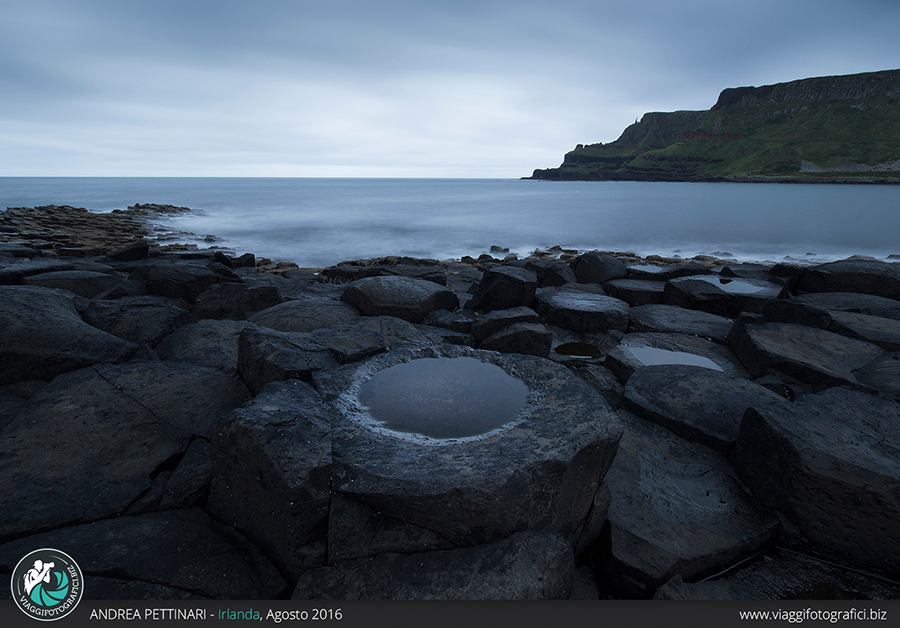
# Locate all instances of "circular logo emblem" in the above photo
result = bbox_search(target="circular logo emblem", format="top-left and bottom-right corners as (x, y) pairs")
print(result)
(10, 549), (83, 621)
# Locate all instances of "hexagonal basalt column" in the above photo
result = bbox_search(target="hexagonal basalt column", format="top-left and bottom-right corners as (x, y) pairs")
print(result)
(328, 345), (623, 552)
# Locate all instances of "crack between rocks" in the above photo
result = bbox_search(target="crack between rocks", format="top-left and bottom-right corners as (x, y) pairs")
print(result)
(90, 366), (188, 436)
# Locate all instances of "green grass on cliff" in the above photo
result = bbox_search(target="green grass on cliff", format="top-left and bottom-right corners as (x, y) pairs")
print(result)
(535, 89), (900, 181)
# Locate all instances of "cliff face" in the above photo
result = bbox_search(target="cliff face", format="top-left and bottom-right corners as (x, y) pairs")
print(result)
(529, 69), (900, 182)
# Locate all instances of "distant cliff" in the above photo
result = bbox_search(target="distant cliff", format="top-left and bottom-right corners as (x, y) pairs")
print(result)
(528, 69), (900, 182)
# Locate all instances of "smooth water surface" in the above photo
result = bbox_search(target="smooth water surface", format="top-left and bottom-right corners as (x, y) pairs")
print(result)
(2, 178), (899, 267)
(627, 346), (725, 371)
(357, 357), (529, 439)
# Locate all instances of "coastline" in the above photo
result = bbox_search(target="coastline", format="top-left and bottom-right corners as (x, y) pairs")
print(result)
(2, 203), (900, 602)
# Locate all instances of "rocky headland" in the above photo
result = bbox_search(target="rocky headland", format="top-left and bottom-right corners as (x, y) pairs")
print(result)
(1, 204), (900, 601)
(528, 69), (900, 183)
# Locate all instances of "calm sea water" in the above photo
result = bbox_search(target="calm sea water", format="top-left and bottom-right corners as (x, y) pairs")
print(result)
(1, 177), (898, 268)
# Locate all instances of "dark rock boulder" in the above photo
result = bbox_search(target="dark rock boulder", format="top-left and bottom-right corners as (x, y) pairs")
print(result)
(0, 366), (191, 539)
(82, 296), (191, 347)
(603, 411), (779, 596)
(762, 292), (900, 328)
(329, 346), (622, 549)
(654, 547), (900, 600)
(628, 304), (733, 343)
(627, 263), (712, 281)
(0, 285), (137, 384)
(572, 252), (627, 284)
(663, 275), (786, 317)
(730, 387), (900, 579)
(191, 282), (283, 321)
(479, 322), (553, 357)
(534, 286), (629, 333)
(0, 380), (45, 434)
(106, 240), (150, 262)
(604, 279), (665, 306)
(291, 531), (574, 600)
(524, 260), (577, 287)
(825, 310), (900, 351)
(421, 308), (477, 333)
(154, 319), (257, 372)
(341, 275), (459, 322)
(23, 270), (123, 298)
(798, 258), (900, 301)
(129, 261), (221, 303)
(237, 328), (340, 395)
(574, 364), (623, 410)
(467, 266), (537, 313)
(208, 381), (334, 580)
(0, 258), (74, 284)
(727, 318), (883, 391)
(623, 365), (788, 453)
(605, 332), (748, 384)
(471, 306), (541, 343)
(248, 297), (362, 333)
(853, 351), (900, 402)
(0, 509), (287, 599)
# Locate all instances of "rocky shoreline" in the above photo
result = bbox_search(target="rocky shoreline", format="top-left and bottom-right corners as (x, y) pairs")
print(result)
(1, 204), (900, 601)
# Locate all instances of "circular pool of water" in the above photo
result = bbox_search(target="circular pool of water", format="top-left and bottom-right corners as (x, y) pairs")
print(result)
(357, 356), (529, 439)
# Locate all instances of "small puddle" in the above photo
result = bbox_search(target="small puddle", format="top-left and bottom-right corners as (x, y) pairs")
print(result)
(694, 275), (770, 294)
(555, 342), (602, 358)
(626, 346), (724, 371)
(358, 357), (529, 439)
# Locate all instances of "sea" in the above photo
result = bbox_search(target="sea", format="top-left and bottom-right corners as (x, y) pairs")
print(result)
(1, 177), (898, 269)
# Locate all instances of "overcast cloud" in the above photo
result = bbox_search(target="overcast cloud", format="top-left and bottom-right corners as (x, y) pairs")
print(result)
(1, 0), (898, 177)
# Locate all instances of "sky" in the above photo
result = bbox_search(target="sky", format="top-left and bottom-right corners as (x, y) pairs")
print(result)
(1, 0), (899, 177)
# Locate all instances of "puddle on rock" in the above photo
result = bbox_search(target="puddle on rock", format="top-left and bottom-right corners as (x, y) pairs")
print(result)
(555, 342), (602, 358)
(626, 346), (725, 371)
(358, 357), (529, 439)
(694, 275), (771, 294)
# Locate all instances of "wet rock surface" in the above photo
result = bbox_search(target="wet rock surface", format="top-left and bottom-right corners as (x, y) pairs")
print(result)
(730, 386), (900, 579)
(602, 411), (779, 595)
(2, 206), (899, 600)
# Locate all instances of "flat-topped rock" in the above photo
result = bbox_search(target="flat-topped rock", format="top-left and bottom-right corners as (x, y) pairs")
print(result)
(23, 269), (122, 298)
(292, 530), (574, 600)
(572, 252), (627, 284)
(799, 258), (900, 301)
(623, 365), (788, 453)
(605, 332), (748, 384)
(730, 386), (900, 579)
(627, 262), (712, 281)
(664, 275), (786, 317)
(341, 275), (459, 322)
(0, 509), (287, 599)
(154, 319), (257, 371)
(825, 309), (900, 351)
(480, 322), (553, 357)
(191, 282), (284, 321)
(628, 304), (733, 343)
(82, 295), (191, 346)
(534, 286), (629, 333)
(604, 279), (666, 306)
(603, 411), (779, 595)
(249, 297), (362, 332)
(330, 345), (622, 549)
(467, 266), (537, 313)
(471, 306), (541, 342)
(0, 285), (137, 384)
(129, 260), (221, 303)
(728, 317), (883, 391)
(524, 259), (577, 287)
(0, 258), (74, 284)
(762, 291), (900, 328)
(208, 381), (334, 580)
